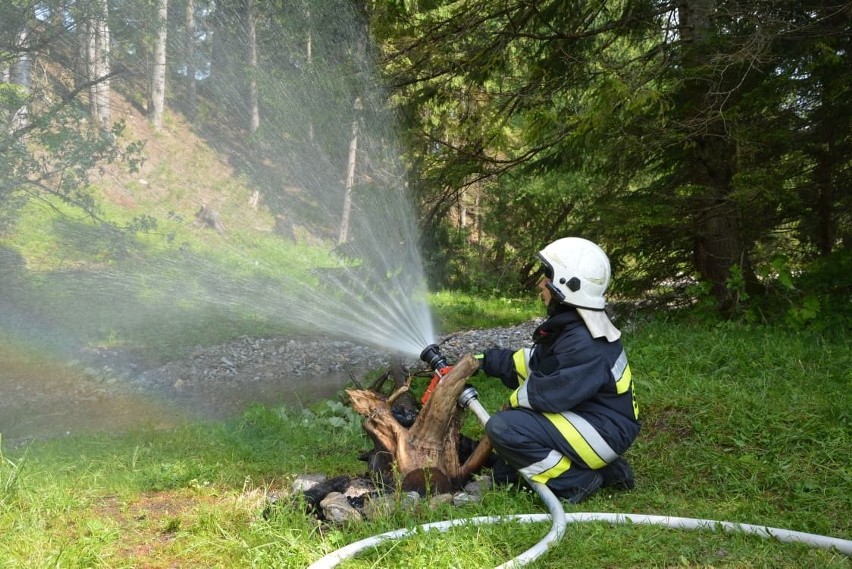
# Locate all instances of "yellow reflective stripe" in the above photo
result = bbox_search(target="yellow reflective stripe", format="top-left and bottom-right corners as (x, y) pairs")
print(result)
(513, 348), (531, 381)
(510, 380), (529, 408)
(615, 364), (632, 395)
(564, 411), (619, 463)
(543, 412), (611, 470)
(519, 450), (572, 483)
(530, 456), (572, 483)
(509, 348), (531, 408)
(611, 351), (632, 394)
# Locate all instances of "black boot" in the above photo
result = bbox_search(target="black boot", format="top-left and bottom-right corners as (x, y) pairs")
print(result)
(560, 471), (604, 504)
(489, 456), (521, 485)
(601, 457), (635, 490)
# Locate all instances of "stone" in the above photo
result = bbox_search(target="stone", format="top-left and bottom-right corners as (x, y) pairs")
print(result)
(428, 493), (455, 509)
(464, 476), (493, 496)
(292, 474), (327, 493)
(343, 477), (374, 500)
(402, 491), (421, 508)
(452, 492), (480, 506)
(362, 494), (395, 521)
(320, 492), (362, 523)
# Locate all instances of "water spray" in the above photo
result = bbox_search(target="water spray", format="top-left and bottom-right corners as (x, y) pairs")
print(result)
(308, 348), (852, 568)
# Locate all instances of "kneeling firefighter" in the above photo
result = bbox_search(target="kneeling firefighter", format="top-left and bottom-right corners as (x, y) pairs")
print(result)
(477, 237), (639, 503)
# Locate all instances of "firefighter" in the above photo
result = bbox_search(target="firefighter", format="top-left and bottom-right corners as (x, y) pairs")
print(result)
(478, 237), (639, 503)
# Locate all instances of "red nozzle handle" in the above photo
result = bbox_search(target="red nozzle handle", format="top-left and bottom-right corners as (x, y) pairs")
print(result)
(420, 365), (453, 404)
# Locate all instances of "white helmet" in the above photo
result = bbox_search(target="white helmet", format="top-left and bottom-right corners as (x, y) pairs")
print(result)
(537, 237), (611, 310)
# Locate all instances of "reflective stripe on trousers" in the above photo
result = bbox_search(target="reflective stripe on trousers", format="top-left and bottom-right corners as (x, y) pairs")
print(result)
(542, 411), (619, 469)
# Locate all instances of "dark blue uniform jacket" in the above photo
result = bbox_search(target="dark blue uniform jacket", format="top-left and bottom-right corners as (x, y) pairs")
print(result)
(482, 307), (640, 458)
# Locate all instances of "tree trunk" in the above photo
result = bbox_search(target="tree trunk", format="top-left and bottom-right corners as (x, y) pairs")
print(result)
(678, 0), (752, 312)
(245, 0), (259, 134)
(809, 42), (846, 257)
(8, 25), (31, 132)
(185, 0), (197, 119)
(149, 0), (168, 131)
(337, 98), (361, 245)
(86, 0), (111, 128)
(347, 354), (492, 494)
(305, 7), (314, 142)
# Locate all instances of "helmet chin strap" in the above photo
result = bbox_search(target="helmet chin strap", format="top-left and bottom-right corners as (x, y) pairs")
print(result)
(545, 282), (566, 315)
(545, 282), (564, 301)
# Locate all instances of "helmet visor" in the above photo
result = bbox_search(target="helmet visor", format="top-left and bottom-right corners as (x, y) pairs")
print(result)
(536, 253), (554, 281)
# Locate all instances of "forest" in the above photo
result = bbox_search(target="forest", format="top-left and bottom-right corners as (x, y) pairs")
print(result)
(1, 3), (850, 567)
(1, 0), (850, 323)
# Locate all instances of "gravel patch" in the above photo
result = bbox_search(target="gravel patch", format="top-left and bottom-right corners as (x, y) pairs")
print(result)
(104, 319), (544, 393)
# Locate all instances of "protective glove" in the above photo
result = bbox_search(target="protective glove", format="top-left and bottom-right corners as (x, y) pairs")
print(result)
(474, 353), (485, 373)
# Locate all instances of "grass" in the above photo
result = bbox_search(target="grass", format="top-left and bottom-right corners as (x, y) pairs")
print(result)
(1, 315), (849, 568)
(1, 191), (367, 362)
(430, 291), (540, 331)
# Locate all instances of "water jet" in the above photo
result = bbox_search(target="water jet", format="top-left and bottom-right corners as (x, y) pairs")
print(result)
(0, 0), (436, 439)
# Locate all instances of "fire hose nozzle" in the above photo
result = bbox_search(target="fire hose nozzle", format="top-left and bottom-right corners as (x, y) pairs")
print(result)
(420, 343), (449, 372)
(419, 343), (452, 405)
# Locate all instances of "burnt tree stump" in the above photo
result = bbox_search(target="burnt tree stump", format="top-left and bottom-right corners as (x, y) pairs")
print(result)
(348, 354), (492, 495)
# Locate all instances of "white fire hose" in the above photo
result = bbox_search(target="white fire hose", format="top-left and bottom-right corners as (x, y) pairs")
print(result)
(307, 388), (852, 568)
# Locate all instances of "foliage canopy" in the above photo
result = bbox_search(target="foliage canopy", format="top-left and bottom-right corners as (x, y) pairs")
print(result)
(1, 0), (849, 326)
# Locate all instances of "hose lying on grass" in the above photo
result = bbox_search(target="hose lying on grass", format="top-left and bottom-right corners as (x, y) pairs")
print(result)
(306, 509), (852, 569)
(307, 390), (852, 568)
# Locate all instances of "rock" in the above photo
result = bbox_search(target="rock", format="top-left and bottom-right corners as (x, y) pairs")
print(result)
(362, 494), (394, 521)
(401, 491), (421, 510)
(464, 476), (493, 496)
(429, 493), (455, 509)
(452, 492), (480, 506)
(343, 477), (374, 501)
(292, 474), (327, 493)
(320, 492), (362, 523)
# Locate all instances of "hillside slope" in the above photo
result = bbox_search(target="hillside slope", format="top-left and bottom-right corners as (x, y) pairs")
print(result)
(95, 94), (273, 238)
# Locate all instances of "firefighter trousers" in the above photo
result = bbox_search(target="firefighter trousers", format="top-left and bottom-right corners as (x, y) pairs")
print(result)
(485, 408), (603, 503)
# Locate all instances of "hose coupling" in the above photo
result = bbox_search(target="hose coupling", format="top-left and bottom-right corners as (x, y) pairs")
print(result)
(458, 386), (479, 409)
